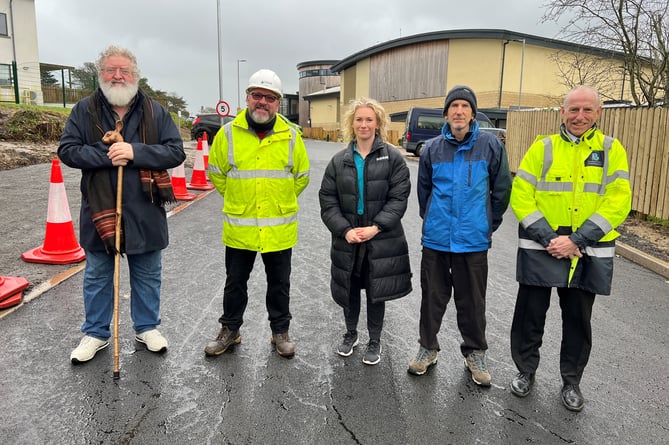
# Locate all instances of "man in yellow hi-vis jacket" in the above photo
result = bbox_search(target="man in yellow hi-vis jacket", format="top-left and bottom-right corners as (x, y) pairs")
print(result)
(204, 69), (310, 359)
(509, 86), (631, 412)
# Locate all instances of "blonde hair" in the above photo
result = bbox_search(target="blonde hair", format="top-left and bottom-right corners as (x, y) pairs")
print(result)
(342, 97), (389, 143)
(95, 45), (141, 78)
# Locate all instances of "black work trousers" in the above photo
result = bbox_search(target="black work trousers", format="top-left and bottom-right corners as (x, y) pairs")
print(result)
(344, 243), (385, 341)
(418, 247), (488, 355)
(510, 284), (596, 385)
(219, 246), (292, 333)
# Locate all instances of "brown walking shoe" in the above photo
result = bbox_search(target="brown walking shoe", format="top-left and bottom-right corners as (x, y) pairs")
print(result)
(204, 326), (241, 356)
(271, 331), (296, 358)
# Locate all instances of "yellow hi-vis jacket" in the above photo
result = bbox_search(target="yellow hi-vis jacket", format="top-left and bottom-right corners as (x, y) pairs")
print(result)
(207, 110), (310, 253)
(510, 125), (631, 295)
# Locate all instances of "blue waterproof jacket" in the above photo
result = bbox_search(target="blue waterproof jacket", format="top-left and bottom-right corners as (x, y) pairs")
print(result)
(417, 121), (511, 253)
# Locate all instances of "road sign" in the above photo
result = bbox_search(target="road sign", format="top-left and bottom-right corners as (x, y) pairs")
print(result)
(216, 100), (230, 117)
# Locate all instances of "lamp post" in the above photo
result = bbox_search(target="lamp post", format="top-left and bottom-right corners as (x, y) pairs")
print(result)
(237, 59), (247, 112)
(216, 0), (223, 103)
(517, 38), (525, 108)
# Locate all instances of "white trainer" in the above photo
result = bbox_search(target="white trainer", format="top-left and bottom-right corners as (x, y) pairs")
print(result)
(135, 329), (168, 353)
(70, 335), (109, 364)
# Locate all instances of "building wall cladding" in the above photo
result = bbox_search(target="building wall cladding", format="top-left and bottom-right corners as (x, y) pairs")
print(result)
(329, 30), (638, 130)
(369, 41), (448, 102)
(297, 61), (340, 128)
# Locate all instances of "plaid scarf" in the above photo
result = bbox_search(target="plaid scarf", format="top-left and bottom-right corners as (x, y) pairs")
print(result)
(87, 90), (176, 254)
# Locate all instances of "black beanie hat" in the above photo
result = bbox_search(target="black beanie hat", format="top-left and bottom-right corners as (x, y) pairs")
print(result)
(443, 85), (477, 116)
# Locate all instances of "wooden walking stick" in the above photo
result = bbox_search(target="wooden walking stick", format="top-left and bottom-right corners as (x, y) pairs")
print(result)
(102, 120), (124, 380)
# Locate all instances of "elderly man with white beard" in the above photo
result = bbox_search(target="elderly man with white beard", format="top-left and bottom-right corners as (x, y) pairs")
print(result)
(58, 45), (186, 364)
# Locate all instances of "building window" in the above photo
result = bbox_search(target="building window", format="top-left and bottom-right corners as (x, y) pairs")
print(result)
(299, 68), (337, 79)
(0, 64), (11, 85)
(0, 13), (7, 36)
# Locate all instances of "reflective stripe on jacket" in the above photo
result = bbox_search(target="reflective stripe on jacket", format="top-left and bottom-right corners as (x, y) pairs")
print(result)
(510, 126), (632, 294)
(207, 110), (310, 252)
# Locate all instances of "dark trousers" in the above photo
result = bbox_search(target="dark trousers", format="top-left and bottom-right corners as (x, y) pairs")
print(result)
(219, 246), (292, 333)
(510, 284), (595, 385)
(418, 247), (488, 355)
(344, 244), (385, 340)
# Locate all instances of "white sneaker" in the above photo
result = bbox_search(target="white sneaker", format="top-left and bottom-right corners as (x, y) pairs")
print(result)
(135, 329), (168, 353)
(70, 335), (109, 364)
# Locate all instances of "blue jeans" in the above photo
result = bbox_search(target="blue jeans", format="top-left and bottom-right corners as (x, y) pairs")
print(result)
(81, 249), (162, 340)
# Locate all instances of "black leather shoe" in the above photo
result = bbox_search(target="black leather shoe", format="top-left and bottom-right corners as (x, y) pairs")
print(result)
(510, 372), (535, 397)
(561, 384), (585, 412)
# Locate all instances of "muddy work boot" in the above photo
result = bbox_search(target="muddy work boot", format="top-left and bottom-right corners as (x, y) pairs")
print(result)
(407, 346), (438, 376)
(271, 331), (296, 358)
(464, 350), (492, 387)
(204, 326), (241, 356)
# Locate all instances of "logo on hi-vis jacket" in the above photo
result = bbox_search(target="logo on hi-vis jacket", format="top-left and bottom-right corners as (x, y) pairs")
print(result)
(584, 151), (605, 167)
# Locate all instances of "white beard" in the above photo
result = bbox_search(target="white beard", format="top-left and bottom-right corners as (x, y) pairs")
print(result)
(249, 107), (273, 124)
(100, 79), (139, 106)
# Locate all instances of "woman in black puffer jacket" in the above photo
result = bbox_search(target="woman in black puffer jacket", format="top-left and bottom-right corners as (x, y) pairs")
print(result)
(319, 97), (412, 365)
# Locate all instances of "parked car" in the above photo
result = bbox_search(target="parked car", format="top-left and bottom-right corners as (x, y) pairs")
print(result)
(190, 113), (301, 144)
(190, 113), (234, 144)
(401, 107), (498, 156)
(479, 127), (507, 144)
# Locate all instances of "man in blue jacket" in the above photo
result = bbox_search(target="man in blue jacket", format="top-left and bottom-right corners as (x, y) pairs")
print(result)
(59, 45), (186, 364)
(408, 86), (511, 385)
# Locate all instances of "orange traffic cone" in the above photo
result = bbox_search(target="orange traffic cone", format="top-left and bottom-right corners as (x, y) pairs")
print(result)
(202, 132), (210, 172)
(22, 158), (86, 264)
(171, 161), (196, 201)
(187, 138), (214, 191)
(0, 275), (29, 309)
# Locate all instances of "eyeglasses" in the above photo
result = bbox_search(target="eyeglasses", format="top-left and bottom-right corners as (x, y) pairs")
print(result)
(249, 92), (279, 103)
(101, 67), (132, 77)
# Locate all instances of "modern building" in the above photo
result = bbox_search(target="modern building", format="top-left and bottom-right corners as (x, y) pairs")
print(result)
(296, 60), (340, 129)
(303, 29), (631, 132)
(0, 0), (42, 104)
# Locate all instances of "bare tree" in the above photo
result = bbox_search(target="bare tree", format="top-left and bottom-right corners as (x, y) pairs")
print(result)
(548, 51), (626, 101)
(543, 0), (669, 106)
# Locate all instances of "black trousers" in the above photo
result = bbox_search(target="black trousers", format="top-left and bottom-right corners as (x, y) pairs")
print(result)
(219, 246), (292, 333)
(510, 284), (596, 385)
(418, 247), (488, 355)
(344, 244), (385, 341)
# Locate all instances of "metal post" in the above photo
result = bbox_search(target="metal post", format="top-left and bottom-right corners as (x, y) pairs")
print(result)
(237, 59), (246, 112)
(217, 0), (224, 124)
(498, 40), (509, 108)
(518, 38), (525, 108)
(61, 69), (66, 108)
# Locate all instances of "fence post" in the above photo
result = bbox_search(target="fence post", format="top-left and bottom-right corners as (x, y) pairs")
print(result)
(12, 61), (19, 104)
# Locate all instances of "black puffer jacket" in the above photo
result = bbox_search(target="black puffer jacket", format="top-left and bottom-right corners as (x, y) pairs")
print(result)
(319, 136), (412, 306)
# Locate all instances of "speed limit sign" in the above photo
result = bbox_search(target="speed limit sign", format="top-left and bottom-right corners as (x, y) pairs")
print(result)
(216, 100), (230, 117)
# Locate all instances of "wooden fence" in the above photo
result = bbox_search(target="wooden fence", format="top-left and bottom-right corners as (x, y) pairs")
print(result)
(506, 108), (669, 220)
(42, 86), (91, 106)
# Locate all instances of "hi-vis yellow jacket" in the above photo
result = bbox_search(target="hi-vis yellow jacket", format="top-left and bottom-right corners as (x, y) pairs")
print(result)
(208, 110), (310, 253)
(510, 125), (631, 295)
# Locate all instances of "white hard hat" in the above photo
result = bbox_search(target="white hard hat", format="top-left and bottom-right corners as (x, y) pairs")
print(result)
(246, 69), (283, 98)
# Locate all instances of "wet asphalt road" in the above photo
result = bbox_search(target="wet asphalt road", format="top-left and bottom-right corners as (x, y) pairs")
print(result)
(0, 139), (668, 444)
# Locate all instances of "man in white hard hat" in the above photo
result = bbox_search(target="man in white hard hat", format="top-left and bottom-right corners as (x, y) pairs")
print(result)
(205, 69), (311, 359)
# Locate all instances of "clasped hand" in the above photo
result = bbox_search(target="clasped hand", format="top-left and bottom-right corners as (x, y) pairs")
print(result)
(546, 235), (583, 260)
(107, 142), (134, 166)
(345, 226), (380, 244)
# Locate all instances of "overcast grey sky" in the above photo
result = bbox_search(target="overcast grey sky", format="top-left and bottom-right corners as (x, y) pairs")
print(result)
(35, 0), (566, 115)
